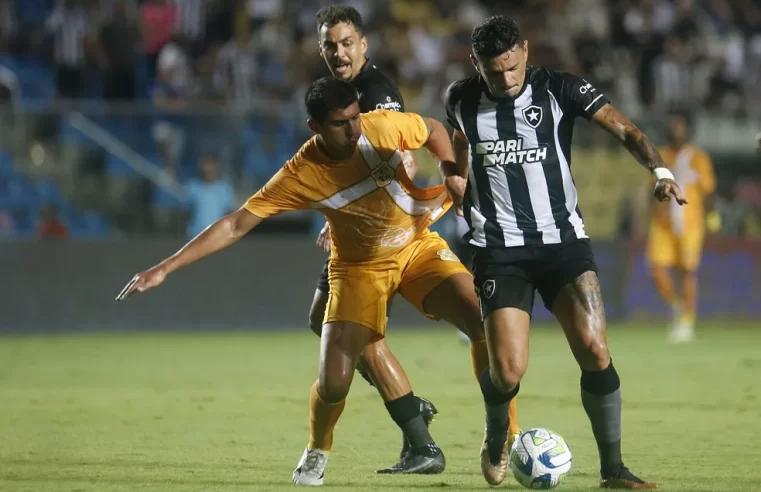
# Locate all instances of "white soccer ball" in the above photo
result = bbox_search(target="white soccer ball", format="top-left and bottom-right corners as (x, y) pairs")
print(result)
(509, 428), (572, 489)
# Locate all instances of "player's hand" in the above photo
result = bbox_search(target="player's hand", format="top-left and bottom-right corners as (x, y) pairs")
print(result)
(654, 178), (688, 205)
(316, 222), (331, 252)
(115, 265), (167, 302)
(454, 204), (464, 217)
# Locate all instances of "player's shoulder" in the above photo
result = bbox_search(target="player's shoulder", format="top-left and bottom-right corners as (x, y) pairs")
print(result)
(355, 63), (404, 112)
(528, 65), (582, 90)
(284, 138), (322, 173)
(361, 109), (420, 128)
(444, 74), (480, 106)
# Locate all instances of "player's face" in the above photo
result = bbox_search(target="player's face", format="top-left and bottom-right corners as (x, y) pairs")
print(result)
(309, 101), (362, 160)
(667, 116), (689, 146)
(318, 22), (368, 81)
(472, 41), (529, 98)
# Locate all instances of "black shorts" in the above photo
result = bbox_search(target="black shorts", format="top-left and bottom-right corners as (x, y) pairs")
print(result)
(316, 258), (330, 293)
(472, 239), (598, 318)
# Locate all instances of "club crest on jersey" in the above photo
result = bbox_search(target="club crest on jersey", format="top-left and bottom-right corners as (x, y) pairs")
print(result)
(482, 279), (496, 299)
(371, 161), (395, 187)
(436, 249), (459, 262)
(522, 105), (543, 129)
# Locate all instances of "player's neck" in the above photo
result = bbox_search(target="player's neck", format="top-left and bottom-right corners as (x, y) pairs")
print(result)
(316, 136), (354, 162)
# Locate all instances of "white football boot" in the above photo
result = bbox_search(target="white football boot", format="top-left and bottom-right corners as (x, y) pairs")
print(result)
(292, 448), (328, 486)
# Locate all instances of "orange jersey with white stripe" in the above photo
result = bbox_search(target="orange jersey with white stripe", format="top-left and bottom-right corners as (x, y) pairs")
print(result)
(651, 144), (715, 234)
(244, 110), (452, 262)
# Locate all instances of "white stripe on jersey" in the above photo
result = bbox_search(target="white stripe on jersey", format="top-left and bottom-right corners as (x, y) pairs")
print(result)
(513, 86), (561, 243)
(453, 99), (487, 246)
(474, 96), (523, 247)
(548, 92), (587, 239)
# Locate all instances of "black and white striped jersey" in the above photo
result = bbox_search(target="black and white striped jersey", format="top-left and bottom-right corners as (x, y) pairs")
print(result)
(445, 66), (610, 247)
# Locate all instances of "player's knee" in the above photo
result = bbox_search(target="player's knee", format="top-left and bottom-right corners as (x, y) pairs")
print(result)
(577, 338), (610, 372)
(490, 359), (526, 393)
(317, 373), (352, 403)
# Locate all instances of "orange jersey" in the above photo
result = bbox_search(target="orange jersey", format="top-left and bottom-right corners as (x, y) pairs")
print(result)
(244, 110), (452, 262)
(652, 144), (715, 234)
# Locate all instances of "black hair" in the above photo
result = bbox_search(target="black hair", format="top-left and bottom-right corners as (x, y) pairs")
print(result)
(471, 15), (522, 60)
(316, 5), (364, 34)
(304, 76), (359, 121)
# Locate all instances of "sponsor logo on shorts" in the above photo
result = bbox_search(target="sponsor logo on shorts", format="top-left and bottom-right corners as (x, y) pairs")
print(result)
(436, 249), (459, 262)
(482, 279), (496, 299)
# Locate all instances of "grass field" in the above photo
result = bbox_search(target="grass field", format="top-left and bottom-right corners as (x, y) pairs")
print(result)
(1, 321), (760, 491)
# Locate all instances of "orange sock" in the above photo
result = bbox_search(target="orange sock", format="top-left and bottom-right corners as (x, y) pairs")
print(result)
(508, 399), (520, 435)
(470, 339), (489, 380)
(308, 381), (345, 451)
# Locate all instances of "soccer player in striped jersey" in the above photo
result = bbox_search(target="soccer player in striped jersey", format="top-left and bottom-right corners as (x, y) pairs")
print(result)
(442, 15), (687, 488)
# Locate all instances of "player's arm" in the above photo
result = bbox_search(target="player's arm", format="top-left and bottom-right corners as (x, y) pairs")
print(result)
(117, 160), (310, 301)
(592, 104), (687, 205)
(438, 128), (469, 216)
(421, 116), (460, 195)
(115, 208), (262, 301)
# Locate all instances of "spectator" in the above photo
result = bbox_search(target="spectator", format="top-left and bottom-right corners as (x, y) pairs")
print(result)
(152, 38), (196, 174)
(185, 155), (233, 239)
(36, 203), (68, 239)
(45, 0), (89, 100)
(213, 13), (256, 107)
(171, 0), (208, 58)
(98, 0), (140, 101)
(652, 35), (694, 111)
(139, 0), (177, 78)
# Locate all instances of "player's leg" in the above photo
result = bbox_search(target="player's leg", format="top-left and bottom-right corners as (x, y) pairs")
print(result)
(361, 338), (444, 475)
(671, 231), (704, 343)
(646, 223), (681, 332)
(418, 270), (521, 441)
(546, 242), (656, 489)
(309, 259), (376, 385)
(399, 238), (529, 486)
(293, 320), (376, 486)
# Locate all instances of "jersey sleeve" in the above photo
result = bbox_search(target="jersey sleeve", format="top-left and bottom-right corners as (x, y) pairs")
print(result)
(243, 159), (311, 218)
(554, 71), (610, 120)
(444, 81), (463, 131)
(359, 83), (404, 113)
(384, 111), (429, 151)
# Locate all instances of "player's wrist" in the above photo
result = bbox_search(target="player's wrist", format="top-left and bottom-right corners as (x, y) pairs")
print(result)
(652, 167), (675, 181)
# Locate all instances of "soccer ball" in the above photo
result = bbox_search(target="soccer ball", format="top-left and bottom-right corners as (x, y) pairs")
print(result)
(509, 428), (572, 489)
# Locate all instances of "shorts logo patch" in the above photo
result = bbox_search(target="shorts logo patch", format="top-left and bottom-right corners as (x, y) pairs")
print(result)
(436, 249), (458, 262)
(482, 279), (496, 299)
(371, 161), (395, 187)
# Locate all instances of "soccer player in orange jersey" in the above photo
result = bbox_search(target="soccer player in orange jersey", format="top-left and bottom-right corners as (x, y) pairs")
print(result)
(647, 112), (716, 343)
(117, 77), (513, 485)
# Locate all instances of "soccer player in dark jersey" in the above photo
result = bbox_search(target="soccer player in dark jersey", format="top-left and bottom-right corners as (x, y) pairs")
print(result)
(442, 16), (687, 489)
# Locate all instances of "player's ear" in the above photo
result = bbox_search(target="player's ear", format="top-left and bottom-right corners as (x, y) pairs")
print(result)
(522, 40), (529, 62)
(307, 119), (320, 134)
(360, 35), (367, 55)
(469, 53), (479, 71)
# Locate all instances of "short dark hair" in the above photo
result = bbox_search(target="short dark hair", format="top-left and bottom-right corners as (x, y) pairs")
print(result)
(471, 15), (522, 60)
(316, 5), (363, 34)
(305, 76), (359, 121)
(669, 108), (694, 128)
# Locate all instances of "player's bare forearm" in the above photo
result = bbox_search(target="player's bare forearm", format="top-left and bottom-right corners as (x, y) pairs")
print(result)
(592, 104), (665, 172)
(162, 207), (263, 274)
(439, 128), (470, 208)
(422, 117), (456, 166)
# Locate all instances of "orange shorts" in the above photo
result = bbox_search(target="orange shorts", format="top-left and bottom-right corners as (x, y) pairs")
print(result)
(324, 230), (471, 339)
(646, 222), (704, 271)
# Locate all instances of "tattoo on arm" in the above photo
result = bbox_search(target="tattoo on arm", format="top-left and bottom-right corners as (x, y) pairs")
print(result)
(593, 105), (665, 172)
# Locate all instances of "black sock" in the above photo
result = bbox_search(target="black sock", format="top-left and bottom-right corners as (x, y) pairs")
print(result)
(479, 368), (519, 434)
(580, 360), (623, 476)
(385, 392), (435, 449)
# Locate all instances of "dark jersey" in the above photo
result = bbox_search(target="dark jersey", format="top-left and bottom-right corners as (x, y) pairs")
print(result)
(445, 66), (610, 248)
(352, 61), (404, 113)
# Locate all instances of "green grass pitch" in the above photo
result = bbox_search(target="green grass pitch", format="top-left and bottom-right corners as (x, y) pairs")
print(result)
(1, 321), (760, 491)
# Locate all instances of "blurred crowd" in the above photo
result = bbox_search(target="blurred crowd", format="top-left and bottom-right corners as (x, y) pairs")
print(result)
(0, 0), (760, 115)
(0, 0), (760, 240)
